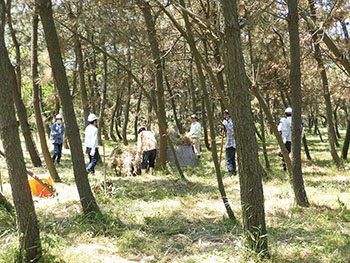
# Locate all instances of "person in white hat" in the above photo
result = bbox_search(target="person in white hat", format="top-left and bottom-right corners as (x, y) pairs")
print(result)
(85, 113), (98, 173)
(187, 114), (201, 158)
(136, 126), (157, 176)
(51, 113), (65, 164)
(278, 107), (292, 171)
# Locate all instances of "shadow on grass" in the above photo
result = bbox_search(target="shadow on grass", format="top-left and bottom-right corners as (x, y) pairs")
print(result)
(93, 177), (220, 202)
(39, 208), (241, 260)
(268, 204), (350, 262)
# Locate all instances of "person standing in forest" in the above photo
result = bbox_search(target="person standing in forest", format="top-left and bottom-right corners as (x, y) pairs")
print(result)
(278, 107), (293, 171)
(187, 114), (201, 159)
(222, 110), (237, 176)
(85, 113), (99, 173)
(136, 126), (157, 176)
(51, 114), (65, 164)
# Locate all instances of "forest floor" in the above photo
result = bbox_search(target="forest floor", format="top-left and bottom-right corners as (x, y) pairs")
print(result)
(0, 129), (350, 263)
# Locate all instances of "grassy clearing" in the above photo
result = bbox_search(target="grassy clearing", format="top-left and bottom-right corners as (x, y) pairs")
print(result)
(0, 129), (350, 262)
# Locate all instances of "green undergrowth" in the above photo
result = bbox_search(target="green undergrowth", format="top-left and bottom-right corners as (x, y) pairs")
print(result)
(0, 128), (349, 262)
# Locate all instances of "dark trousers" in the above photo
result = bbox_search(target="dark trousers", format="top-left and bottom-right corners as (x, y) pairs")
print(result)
(52, 143), (63, 163)
(282, 141), (291, 171)
(86, 147), (99, 172)
(225, 147), (236, 173)
(142, 149), (157, 169)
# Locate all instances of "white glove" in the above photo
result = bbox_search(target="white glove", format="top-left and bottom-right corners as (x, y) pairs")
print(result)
(135, 154), (140, 162)
(90, 149), (95, 156)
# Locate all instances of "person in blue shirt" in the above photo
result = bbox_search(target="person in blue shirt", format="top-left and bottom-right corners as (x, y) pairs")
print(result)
(51, 114), (65, 164)
(222, 110), (237, 176)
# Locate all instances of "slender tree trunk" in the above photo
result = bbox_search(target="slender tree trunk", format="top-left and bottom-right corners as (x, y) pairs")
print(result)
(134, 91), (142, 140)
(165, 72), (184, 134)
(288, 0), (309, 207)
(138, 0), (167, 167)
(220, 0), (267, 252)
(201, 95), (211, 150)
(333, 104), (341, 139)
(302, 133), (312, 160)
(37, 0), (100, 216)
(75, 38), (89, 125)
(110, 101), (118, 142)
(31, 10), (61, 183)
(10, 63), (42, 168)
(179, 0), (236, 222)
(0, 2), (42, 260)
(342, 107), (350, 159)
(98, 54), (108, 145)
(122, 78), (131, 146)
(308, 0), (343, 169)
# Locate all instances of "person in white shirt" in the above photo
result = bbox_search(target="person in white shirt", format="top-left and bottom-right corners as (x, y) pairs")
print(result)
(278, 107), (292, 171)
(136, 126), (157, 175)
(85, 113), (98, 173)
(187, 114), (201, 159)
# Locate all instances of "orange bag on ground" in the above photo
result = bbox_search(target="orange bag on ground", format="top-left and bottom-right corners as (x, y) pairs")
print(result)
(28, 174), (53, 197)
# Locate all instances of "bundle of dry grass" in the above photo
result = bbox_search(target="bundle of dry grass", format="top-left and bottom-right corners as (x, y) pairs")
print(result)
(155, 129), (192, 146)
(108, 145), (141, 177)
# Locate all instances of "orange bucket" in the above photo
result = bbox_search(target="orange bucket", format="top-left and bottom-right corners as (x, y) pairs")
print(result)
(28, 174), (53, 197)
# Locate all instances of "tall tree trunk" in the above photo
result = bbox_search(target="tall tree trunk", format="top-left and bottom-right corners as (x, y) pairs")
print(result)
(333, 104), (341, 139)
(165, 72), (184, 134)
(308, 0), (343, 169)
(6, 0), (21, 95)
(178, 0), (236, 222)
(302, 133), (312, 160)
(98, 54), (108, 145)
(6, 2), (42, 168)
(342, 107), (350, 159)
(110, 101), (118, 142)
(288, 0), (310, 207)
(75, 38), (89, 125)
(220, 0), (268, 253)
(122, 78), (131, 146)
(134, 91), (142, 140)
(37, 0), (100, 216)
(138, 0), (167, 167)
(201, 95), (211, 150)
(31, 10), (61, 182)
(10, 63), (42, 168)
(0, 2), (42, 261)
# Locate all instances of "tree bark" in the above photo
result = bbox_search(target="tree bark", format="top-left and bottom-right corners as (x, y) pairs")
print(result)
(110, 101), (118, 142)
(138, 0), (167, 167)
(37, 0), (100, 216)
(308, 0), (343, 169)
(0, 2), (42, 260)
(75, 37), (89, 126)
(9, 62), (42, 168)
(288, 0), (309, 207)
(98, 54), (108, 145)
(122, 76), (131, 146)
(220, 0), (268, 253)
(32, 10), (61, 183)
(178, 0), (236, 222)
(342, 108), (350, 160)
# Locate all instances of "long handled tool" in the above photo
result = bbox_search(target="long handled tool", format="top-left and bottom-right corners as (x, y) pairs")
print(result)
(219, 129), (225, 166)
(102, 142), (107, 194)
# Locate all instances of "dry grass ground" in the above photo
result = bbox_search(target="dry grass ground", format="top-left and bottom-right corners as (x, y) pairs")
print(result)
(0, 129), (349, 262)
